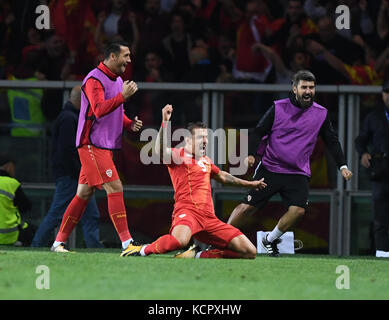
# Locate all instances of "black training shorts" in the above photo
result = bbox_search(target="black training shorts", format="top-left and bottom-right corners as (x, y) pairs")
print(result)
(242, 164), (309, 209)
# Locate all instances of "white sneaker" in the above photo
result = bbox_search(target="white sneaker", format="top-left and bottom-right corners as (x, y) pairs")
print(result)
(50, 243), (69, 253)
(174, 244), (201, 258)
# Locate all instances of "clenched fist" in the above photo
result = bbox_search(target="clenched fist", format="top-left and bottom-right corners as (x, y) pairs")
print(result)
(122, 80), (138, 100)
(251, 178), (267, 190)
(162, 104), (173, 122)
(130, 116), (143, 132)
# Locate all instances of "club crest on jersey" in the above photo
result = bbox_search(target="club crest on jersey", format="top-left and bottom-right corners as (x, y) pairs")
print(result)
(197, 158), (209, 172)
(106, 169), (113, 178)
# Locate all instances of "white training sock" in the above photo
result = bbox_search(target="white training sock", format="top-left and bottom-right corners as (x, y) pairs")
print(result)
(122, 238), (133, 249)
(195, 251), (202, 259)
(140, 245), (148, 257)
(53, 241), (63, 248)
(267, 226), (283, 243)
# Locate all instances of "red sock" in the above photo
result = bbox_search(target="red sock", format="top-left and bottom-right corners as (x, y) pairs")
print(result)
(144, 235), (181, 255)
(107, 192), (132, 242)
(199, 249), (240, 259)
(56, 195), (88, 242)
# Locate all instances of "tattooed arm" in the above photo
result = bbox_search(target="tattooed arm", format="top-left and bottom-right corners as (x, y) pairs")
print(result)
(214, 170), (267, 189)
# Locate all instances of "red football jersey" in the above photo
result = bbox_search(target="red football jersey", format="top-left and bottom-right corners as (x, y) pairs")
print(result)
(167, 148), (220, 214)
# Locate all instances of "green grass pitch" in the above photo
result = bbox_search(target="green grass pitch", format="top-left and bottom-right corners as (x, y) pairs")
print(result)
(1, 247), (388, 300)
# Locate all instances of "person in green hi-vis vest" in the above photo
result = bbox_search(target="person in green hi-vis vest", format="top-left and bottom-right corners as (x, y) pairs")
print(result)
(7, 75), (45, 137)
(0, 154), (35, 246)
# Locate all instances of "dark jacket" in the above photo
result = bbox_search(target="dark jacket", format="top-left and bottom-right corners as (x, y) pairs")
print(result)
(51, 101), (81, 180)
(355, 106), (389, 157)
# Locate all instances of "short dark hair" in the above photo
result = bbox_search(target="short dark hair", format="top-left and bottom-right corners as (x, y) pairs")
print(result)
(0, 154), (16, 167)
(186, 121), (207, 135)
(103, 41), (130, 60)
(292, 70), (316, 87)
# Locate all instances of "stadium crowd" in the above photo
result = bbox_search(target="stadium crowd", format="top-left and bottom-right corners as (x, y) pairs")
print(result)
(1, 0), (389, 123)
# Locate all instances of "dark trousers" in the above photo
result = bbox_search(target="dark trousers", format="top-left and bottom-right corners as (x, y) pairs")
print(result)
(31, 176), (104, 248)
(372, 181), (389, 251)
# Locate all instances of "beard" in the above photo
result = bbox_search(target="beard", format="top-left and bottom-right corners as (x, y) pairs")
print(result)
(296, 92), (314, 109)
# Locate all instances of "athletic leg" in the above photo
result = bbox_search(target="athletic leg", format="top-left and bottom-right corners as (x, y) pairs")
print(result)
(121, 225), (193, 257)
(184, 217), (256, 259)
(267, 173), (309, 243)
(121, 210), (201, 257)
(53, 183), (95, 248)
(227, 203), (257, 227)
(267, 205), (305, 242)
(103, 179), (133, 249)
(262, 174), (309, 256)
(198, 234), (256, 259)
(143, 225), (192, 255)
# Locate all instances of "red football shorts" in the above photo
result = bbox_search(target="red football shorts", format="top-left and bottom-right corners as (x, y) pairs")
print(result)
(170, 207), (242, 249)
(78, 144), (119, 189)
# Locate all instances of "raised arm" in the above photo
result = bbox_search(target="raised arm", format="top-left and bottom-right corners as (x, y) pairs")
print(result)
(306, 40), (350, 80)
(374, 46), (389, 73)
(252, 42), (289, 78)
(213, 170), (267, 189)
(377, 0), (389, 40)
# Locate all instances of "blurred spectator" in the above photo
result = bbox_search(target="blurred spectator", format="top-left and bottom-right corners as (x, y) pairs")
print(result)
(173, 0), (206, 40)
(21, 28), (45, 67)
(35, 32), (69, 121)
(174, 46), (219, 123)
(137, 0), (170, 59)
(35, 32), (68, 81)
(6, 50), (45, 137)
(0, 154), (35, 246)
(94, 0), (139, 82)
(0, 0), (22, 77)
(161, 0), (178, 13)
(306, 15), (364, 84)
(232, 0), (272, 83)
(50, 0), (98, 77)
(269, 0), (317, 57)
(375, 46), (389, 76)
(101, 0), (130, 39)
(162, 12), (193, 80)
(11, 1), (49, 40)
(214, 33), (235, 83)
(306, 39), (381, 86)
(94, 0), (139, 51)
(252, 42), (310, 91)
(134, 50), (174, 83)
(377, 0), (389, 42)
(304, 0), (327, 21)
(132, 50), (174, 123)
(197, 0), (243, 36)
(31, 86), (104, 248)
(350, 0), (376, 45)
(182, 46), (219, 82)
